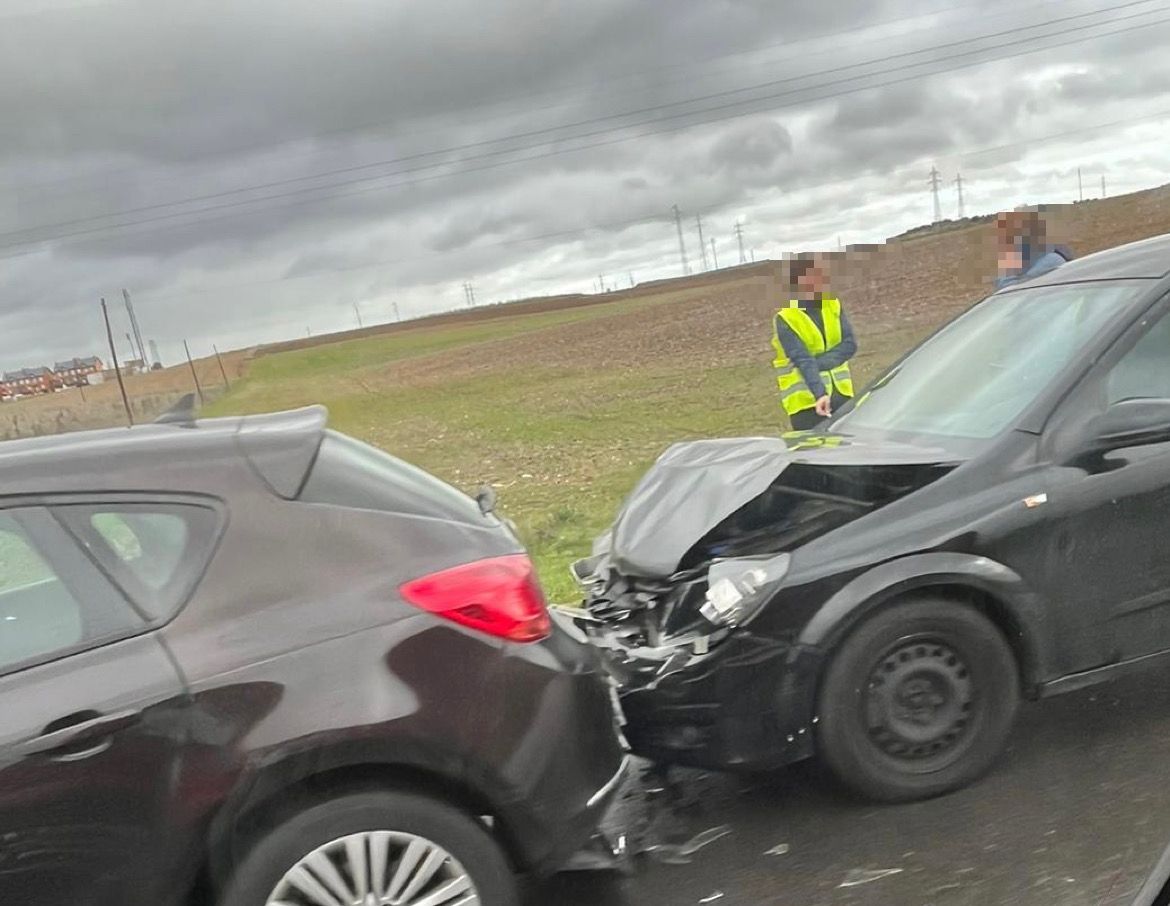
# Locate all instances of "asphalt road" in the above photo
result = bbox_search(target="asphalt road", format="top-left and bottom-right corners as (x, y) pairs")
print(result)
(532, 669), (1170, 906)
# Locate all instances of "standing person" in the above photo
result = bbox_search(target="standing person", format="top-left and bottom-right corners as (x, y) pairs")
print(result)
(994, 209), (1073, 289)
(771, 254), (857, 431)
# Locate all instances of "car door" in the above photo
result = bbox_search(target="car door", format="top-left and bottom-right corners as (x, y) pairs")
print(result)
(0, 505), (194, 906)
(1040, 298), (1170, 665)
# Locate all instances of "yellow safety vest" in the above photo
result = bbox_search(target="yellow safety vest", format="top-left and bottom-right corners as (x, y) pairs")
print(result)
(771, 297), (855, 416)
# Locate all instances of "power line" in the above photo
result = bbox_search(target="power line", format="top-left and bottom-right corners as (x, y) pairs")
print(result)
(1, 1), (1161, 253)
(7, 11), (1165, 259)
(136, 107), (1170, 306)
(735, 221), (747, 264)
(710, 238), (719, 270)
(696, 215), (709, 270)
(954, 172), (966, 219)
(8, 0), (1070, 198)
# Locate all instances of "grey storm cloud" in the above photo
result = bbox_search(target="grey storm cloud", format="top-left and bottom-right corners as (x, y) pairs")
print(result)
(1, 0), (1169, 367)
(708, 119), (794, 172)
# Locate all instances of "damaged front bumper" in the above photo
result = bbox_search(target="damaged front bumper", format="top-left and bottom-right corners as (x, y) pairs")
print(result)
(554, 602), (824, 772)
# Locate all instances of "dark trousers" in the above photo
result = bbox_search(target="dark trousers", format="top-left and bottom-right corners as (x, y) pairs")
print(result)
(788, 392), (850, 431)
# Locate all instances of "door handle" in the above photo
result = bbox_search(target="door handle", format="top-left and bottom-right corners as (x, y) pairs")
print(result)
(16, 709), (141, 760)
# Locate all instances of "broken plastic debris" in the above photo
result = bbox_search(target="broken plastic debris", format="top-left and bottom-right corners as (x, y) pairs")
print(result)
(839, 868), (904, 888)
(644, 825), (733, 865)
(765, 843), (790, 855)
(698, 893), (725, 903)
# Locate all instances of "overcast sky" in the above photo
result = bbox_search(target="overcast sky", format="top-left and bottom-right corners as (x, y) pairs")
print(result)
(1, 0), (1168, 367)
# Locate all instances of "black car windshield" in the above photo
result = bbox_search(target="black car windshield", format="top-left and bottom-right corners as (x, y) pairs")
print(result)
(834, 280), (1154, 441)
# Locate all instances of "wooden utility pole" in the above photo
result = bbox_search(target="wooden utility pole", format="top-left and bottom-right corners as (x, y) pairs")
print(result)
(183, 340), (205, 405)
(101, 298), (133, 426)
(212, 344), (230, 390)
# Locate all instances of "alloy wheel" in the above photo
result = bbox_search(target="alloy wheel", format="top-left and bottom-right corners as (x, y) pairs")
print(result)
(266, 831), (479, 906)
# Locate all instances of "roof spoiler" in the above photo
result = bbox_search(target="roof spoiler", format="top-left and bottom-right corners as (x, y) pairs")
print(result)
(235, 405), (329, 499)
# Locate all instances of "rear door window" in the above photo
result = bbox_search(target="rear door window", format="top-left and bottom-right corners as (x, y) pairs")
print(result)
(54, 502), (221, 622)
(0, 508), (141, 675)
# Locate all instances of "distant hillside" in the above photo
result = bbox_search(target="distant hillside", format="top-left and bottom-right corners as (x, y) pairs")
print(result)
(258, 181), (1170, 357)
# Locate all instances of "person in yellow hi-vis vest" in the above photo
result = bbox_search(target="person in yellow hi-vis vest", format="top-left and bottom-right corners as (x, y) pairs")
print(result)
(771, 255), (857, 430)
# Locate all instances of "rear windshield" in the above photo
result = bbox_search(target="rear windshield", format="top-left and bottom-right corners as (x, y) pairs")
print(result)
(300, 431), (489, 525)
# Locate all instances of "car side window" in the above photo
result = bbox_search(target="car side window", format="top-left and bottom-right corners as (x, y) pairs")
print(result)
(54, 503), (220, 622)
(1107, 308), (1170, 405)
(0, 508), (141, 675)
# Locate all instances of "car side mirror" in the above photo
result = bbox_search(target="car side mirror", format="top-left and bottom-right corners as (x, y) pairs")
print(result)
(1085, 399), (1170, 454)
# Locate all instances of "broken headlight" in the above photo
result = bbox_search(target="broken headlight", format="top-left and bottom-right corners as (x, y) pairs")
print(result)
(571, 554), (609, 595)
(699, 552), (791, 628)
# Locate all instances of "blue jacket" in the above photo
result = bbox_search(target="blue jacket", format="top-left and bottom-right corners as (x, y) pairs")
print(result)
(773, 299), (858, 400)
(995, 245), (1073, 290)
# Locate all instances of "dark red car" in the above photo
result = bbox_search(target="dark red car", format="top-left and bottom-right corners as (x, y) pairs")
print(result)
(0, 406), (627, 906)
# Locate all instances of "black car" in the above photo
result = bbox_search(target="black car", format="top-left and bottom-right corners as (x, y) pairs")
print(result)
(0, 406), (627, 906)
(572, 231), (1170, 803)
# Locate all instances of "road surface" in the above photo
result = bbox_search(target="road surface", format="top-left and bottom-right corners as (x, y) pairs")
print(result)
(534, 669), (1170, 905)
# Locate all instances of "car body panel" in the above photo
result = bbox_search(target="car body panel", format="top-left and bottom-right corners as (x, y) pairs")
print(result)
(605, 434), (960, 579)
(0, 634), (192, 906)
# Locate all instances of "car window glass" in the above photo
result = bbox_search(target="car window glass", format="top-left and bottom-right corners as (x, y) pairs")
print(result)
(1107, 308), (1170, 404)
(835, 281), (1148, 440)
(0, 509), (140, 674)
(90, 511), (189, 591)
(56, 503), (219, 622)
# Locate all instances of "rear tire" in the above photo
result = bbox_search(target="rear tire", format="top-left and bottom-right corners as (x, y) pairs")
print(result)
(218, 789), (518, 906)
(817, 597), (1018, 803)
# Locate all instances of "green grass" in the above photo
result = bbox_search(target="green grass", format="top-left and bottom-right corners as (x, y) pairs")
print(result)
(204, 291), (928, 602)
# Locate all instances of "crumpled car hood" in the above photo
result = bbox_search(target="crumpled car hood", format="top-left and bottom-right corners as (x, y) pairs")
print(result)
(602, 432), (958, 578)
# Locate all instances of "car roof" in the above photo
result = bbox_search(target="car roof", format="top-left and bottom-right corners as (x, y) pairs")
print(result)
(0, 405), (327, 498)
(1023, 231), (1170, 287)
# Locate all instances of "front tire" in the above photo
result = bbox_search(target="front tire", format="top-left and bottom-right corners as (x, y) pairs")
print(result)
(817, 598), (1019, 802)
(218, 789), (518, 906)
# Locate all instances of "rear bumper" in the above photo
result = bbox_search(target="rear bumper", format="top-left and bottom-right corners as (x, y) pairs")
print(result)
(583, 622), (826, 772)
(470, 615), (630, 876)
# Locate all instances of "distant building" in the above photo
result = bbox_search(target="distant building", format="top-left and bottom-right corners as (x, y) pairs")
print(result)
(2, 367), (62, 397)
(53, 355), (104, 387)
(123, 359), (147, 376)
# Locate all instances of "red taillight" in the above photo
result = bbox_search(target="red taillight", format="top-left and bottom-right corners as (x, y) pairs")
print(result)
(400, 554), (551, 643)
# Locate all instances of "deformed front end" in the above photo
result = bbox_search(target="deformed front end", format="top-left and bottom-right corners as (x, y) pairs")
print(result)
(569, 434), (956, 770)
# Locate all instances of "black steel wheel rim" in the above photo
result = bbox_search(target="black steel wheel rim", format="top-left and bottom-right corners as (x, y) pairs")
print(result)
(864, 636), (974, 762)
